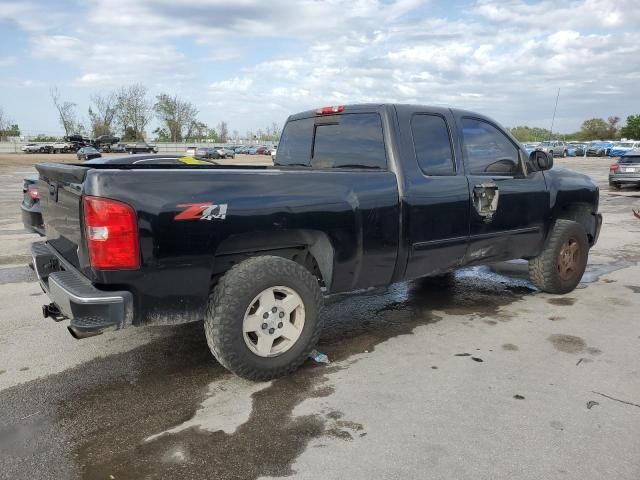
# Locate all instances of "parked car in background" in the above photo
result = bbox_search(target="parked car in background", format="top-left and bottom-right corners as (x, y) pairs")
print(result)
(212, 146), (227, 158)
(536, 140), (568, 157)
(126, 142), (158, 154)
(608, 141), (640, 157)
(110, 143), (127, 153)
(271, 146), (277, 161)
(95, 135), (120, 145)
(66, 134), (92, 144)
(195, 147), (223, 160)
(255, 146), (270, 155)
(21, 144), (41, 153)
(185, 146), (197, 156)
(77, 146), (102, 161)
(247, 146), (258, 154)
(567, 143), (587, 157)
(523, 143), (539, 155)
(586, 142), (611, 157)
(21, 175), (43, 235)
(52, 142), (72, 153)
(609, 152), (640, 189)
(233, 145), (247, 153)
(222, 147), (236, 159)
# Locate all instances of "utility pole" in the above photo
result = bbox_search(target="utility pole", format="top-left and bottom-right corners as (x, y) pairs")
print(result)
(549, 88), (560, 140)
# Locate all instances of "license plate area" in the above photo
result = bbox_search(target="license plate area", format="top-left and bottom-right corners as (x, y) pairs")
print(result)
(623, 167), (636, 173)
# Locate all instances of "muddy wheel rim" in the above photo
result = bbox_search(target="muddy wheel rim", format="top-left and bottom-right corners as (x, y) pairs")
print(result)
(557, 238), (580, 281)
(242, 286), (305, 358)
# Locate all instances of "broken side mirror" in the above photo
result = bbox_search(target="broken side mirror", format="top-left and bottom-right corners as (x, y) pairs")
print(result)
(530, 150), (553, 171)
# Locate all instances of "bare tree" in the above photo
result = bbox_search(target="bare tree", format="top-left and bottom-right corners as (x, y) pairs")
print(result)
(116, 84), (152, 141)
(217, 121), (229, 143)
(88, 92), (118, 137)
(153, 93), (198, 142)
(50, 87), (81, 136)
(0, 107), (8, 140)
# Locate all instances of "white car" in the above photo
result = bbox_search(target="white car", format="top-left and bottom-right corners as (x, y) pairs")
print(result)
(270, 147), (277, 161)
(21, 144), (41, 153)
(52, 142), (72, 153)
(185, 146), (197, 156)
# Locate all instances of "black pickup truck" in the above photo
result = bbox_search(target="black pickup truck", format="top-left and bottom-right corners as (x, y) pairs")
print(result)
(31, 104), (601, 380)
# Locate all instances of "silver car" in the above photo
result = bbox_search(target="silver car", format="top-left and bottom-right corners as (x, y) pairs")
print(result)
(536, 140), (568, 157)
(609, 151), (640, 190)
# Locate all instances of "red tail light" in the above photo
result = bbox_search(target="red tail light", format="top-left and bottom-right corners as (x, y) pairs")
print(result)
(609, 163), (619, 171)
(28, 186), (39, 199)
(316, 105), (345, 115)
(83, 196), (140, 270)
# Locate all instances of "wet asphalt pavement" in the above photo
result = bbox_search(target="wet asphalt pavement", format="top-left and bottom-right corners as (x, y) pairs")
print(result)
(0, 157), (639, 480)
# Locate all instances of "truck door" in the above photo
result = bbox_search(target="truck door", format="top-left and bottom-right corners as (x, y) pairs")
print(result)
(394, 106), (470, 280)
(456, 115), (550, 264)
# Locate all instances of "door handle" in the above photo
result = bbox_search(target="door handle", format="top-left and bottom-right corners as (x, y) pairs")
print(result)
(472, 183), (499, 222)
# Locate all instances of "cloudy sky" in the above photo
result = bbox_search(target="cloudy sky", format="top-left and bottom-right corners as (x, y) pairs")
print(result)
(0, 0), (638, 137)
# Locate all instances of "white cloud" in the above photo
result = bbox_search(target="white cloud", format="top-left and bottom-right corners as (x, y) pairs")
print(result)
(0, 56), (17, 67)
(2, 0), (640, 133)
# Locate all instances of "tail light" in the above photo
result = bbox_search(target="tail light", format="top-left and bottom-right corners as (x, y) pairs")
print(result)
(316, 105), (345, 115)
(83, 196), (140, 270)
(27, 185), (39, 199)
(609, 163), (619, 171)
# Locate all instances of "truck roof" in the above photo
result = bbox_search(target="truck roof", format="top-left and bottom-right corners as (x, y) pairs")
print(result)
(288, 103), (488, 122)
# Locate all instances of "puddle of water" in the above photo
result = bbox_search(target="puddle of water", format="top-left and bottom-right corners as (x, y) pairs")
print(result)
(0, 262), (541, 479)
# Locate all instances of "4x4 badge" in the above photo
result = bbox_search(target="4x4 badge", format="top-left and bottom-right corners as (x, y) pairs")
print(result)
(175, 203), (228, 221)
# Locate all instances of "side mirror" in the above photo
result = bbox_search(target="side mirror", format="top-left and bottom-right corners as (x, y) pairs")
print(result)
(530, 150), (553, 171)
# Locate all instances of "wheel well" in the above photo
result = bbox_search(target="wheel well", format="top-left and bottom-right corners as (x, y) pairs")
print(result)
(554, 203), (595, 243)
(211, 230), (334, 289)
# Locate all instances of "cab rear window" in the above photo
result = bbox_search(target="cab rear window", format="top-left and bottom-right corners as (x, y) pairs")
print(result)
(276, 113), (387, 169)
(311, 113), (387, 169)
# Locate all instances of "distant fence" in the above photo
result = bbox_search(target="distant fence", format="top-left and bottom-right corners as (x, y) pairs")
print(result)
(0, 141), (275, 154)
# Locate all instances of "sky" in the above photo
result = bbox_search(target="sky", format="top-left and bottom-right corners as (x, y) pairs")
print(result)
(0, 0), (639, 137)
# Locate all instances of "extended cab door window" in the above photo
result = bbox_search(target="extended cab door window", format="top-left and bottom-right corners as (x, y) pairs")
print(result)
(461, 118), (519, 176)
(311, 113), (386, 169)
(411, 114), (455, 176)
(275, 117), (314, 166)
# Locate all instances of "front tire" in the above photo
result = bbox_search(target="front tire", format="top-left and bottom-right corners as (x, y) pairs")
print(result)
(528, 220), (589, 294)
(204, 256), (323, 380)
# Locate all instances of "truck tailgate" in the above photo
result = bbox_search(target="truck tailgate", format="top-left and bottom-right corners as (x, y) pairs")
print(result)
(35, 163), (90, 268)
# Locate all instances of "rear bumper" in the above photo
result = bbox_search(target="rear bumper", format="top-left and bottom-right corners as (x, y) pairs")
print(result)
(21, 204), (44, 236)
(592, 213), (602, 246)
(609, 173), (640, 184)
(31, 241), (133, 338)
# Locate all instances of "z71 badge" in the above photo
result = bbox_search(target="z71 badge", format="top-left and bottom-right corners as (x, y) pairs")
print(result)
(175, 203), (228, 221)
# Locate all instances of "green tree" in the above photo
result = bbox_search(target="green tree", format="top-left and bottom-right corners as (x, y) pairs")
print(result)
(32, 134), (61, 142)
(620, 115), (640, 139)
(579, 118), (610, 140)
(153, 93), (198, 142)
(88, 92), (117, 138)
(152, 127), (170, 141)
(116, 84), (152, 140)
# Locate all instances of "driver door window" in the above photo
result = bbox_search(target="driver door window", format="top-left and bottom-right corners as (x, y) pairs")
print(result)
(461, 118), (519, 176)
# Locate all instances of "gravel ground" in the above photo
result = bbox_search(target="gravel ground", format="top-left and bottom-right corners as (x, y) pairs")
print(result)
(0, 155), (638, 480)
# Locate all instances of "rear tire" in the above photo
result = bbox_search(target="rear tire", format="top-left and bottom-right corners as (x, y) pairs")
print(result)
(528, 220), (588, 294)
(609, 182), (621, 190)
(204, 256), (323, 381)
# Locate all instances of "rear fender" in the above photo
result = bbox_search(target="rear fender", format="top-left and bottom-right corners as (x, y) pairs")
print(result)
(213, 229), (334, 288)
